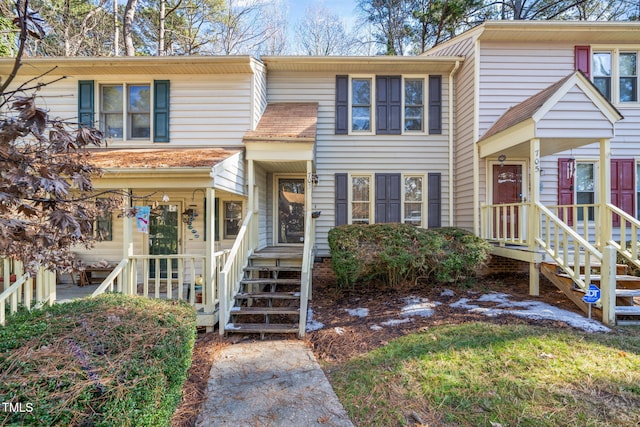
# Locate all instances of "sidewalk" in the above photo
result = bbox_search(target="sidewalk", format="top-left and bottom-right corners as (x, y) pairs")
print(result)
(196, 339), (354, 426)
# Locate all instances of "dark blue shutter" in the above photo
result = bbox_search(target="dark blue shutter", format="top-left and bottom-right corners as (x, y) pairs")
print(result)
(335, 75), (348, 135)
(78, 80), (94, 128)
(428, 75), (442, 135)
(376, 76), (401, 135)
(428, 173), (441, 228)
(375, 173), (401, 223)
(335, 173), (348, 226)
(153, 80), (170, 142)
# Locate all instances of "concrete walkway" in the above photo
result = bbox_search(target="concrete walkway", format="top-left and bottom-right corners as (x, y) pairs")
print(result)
(196, 339), (354, 427)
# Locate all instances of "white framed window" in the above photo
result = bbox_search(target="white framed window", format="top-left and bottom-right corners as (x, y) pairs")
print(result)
(592, 49), (640, 104)
(350, 77), (373, 133)
(100, 83), (151, 140)
(403, 175), (424, 226)
(619, 52), (638, 103)
(576, 162), (596, 221)
(403, 78), (425, 132)
(223, 201), (243, 239)
(350, 174), (372, 224)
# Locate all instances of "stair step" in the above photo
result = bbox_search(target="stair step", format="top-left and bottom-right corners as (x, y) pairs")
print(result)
(616, 289), (640, 298)
(241, 278), (301, 286)
(567, 263), (628, 275)
(225, 323), (299, 334)
(615, 306), (640, 316)
(231, 306), (300, 315)
(244, 266), (302, 272)
(250, 253), (303, 260)
(557, 274), (640, 283)
(234, 291), (301, 300)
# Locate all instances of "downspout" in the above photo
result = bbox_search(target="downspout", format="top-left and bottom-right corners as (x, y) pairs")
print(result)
(448, 60), (461, 227)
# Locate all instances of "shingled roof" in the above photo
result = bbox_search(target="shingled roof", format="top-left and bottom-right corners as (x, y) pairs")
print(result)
(243, 103), (318, 143)
(87, 148), (241, 169)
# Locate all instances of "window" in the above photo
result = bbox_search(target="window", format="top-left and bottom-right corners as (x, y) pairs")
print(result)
(404, 79), (424, 132)
(100, 84), (151, 139)
(593, 51), (612, 101)
(576, 163), (595, 221)
(336, 75), (439, 135)
(404, 176), (423, 226)
(223, 201), (242, 239)
(620, 52), (638, 103)
(351, 176), (371, 224)
(351, 78), (372, 132)
(93, 199), (113, 241)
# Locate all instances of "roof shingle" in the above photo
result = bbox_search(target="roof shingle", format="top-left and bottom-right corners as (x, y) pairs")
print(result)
(244, 103), (318, 142)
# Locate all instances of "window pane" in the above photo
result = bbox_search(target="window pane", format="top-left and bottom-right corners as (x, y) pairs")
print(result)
(576, 163), (594, 192)
(101, 85), (123, 112)
(404, 79), (423, 132)
(404, 107), (423, 131)
(593, 52), (611, 77)
(404, 176), (423, 226)
(352, 79), (371, 104)
(101, 86), (123, 138)
(128, 85), (150, 139)
(352, 107), (371, 131)
(619, 53), (638, 103)
(223, 201), (242, 238)
(352, 79), (371, 132)
(103, 114), (123, 138)
(129, 85), (150, 112)
(404, 79), (423, 105)
(130, 113), (151, 138)
(620, 53), (637, 76)
(351, 176), (370, 224)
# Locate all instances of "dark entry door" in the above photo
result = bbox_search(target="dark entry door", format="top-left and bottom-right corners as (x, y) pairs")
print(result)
(278, 178), (305, 244)
(149, 204), (179, 278)
(492, 164), (522, 238)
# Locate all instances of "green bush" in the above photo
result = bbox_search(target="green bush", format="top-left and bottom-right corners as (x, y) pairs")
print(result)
(0, 294), (196, 426)
(328, 224), (490, 287)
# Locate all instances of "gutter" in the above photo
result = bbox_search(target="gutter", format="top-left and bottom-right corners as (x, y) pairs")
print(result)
(448, 60), (462, 227)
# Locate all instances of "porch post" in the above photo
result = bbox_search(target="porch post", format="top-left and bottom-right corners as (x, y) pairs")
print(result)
(122, 189), (134, 294)
(205, 187), (216, 316)
(528, 138), (541, 296)
(599, 138), (612, 247)
(247, 159), (258, 249)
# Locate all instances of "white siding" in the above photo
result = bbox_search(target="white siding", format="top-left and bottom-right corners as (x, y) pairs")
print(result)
(212, 152), (246, 196)
(252, 61), (268, 130)
(267, 71), (452, 255)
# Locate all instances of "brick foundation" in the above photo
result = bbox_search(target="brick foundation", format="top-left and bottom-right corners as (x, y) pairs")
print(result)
(312, 257), (336, 283)
(478, 255), (531, 276)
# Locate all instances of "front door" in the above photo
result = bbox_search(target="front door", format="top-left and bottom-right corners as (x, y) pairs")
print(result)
(492, 164), (522, 238)
(277, 178), (305, 244)
(149, 204), (179, 278)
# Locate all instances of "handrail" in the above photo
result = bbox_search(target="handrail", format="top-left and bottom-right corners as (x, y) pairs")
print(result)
(219, 211), (255, 334)
(480, 202), (528, 245)
(91, 259), (129, 297)
(0, 273), (30, 326)
(547, 203), (599, 246)
(298, 210), (316, 338)
(606, 203), (640, 270)
(536, 203), (602, 293)
(0, 264), (56, 326)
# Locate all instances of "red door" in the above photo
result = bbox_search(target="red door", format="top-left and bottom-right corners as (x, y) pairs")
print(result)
(492, 164), (522, 239)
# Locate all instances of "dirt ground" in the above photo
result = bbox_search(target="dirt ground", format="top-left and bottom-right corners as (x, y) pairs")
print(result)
(170, 274), (589, 427)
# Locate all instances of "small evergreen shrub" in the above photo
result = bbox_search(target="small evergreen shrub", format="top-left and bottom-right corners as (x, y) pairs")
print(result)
(328, 224), (490, 287)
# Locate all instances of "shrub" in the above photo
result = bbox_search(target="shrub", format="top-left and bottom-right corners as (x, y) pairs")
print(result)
(0, 294), (196, 426)
(328, 224), (490, 287)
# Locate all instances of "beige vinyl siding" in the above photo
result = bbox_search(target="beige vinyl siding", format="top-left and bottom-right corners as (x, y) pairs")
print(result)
(428, 35), (478, 231)
(267, 71), (452, 255)
(255, 164), (269, 249)
(251, 61), (268, 130)
(212, 152), (246, 196)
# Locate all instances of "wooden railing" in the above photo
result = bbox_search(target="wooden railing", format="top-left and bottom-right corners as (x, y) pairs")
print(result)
(607, 203), (640, 270)
(219, 211), (255, 334)
(0, 259), (56, 326)
(298, 211), (316, 338)
(547, 204), (599, 246)
(91, 259), (129, 296)
(480, 202), (528, 245)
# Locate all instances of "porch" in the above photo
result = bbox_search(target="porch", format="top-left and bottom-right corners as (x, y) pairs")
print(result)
(476, 71), (640, 325)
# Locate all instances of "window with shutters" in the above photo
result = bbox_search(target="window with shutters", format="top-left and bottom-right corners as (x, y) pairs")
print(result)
(338, 75), (436, 135)
(590, 49), (639, 104)
(403, 175), (423, 226)
(100, 84), (150, 139)
(351, 175), (372, 224)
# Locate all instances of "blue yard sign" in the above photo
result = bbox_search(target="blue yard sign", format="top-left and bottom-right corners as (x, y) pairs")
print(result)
(583, 284), (601, 304)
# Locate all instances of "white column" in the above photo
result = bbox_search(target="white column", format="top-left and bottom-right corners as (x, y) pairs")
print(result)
(205, 187), (215, 314)
(599, 138), (612, 248)
(528, 139), (541, 296)
(122, 189), (134, 294)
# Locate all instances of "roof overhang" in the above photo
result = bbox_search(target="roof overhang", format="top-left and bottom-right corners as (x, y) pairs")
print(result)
(477, 71), (623, 158)
(0, 56), (259, 76)
(261, 56), (464, 74)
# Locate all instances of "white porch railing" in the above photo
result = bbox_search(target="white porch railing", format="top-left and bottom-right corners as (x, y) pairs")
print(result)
(480, 202), (529, 245)
(547, 204), (600, 246)
(298, 211), (316, 338)
(0, 259), (57, 326)
(92, 252), (228, 309)
(607, 203), (640, 271)
(219, 211), (256, 334)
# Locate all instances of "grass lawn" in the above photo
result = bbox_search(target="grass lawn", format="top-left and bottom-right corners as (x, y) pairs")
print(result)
(328, 322), (640, 426)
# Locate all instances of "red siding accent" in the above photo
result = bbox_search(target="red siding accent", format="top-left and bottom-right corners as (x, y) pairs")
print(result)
(575, 46), (591, 78)
(611, 159), (635, 226)
(558, 158), (575, 225)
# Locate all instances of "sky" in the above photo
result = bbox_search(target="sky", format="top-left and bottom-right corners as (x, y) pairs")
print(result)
(287, 0), (360, 31)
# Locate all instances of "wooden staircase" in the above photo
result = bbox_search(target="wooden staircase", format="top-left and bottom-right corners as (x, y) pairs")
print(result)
(225, 247), (303, 338)
(541, 262), (640, 326)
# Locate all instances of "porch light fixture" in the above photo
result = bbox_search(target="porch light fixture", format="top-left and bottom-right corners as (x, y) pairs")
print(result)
(308, 173), (319, 186)
(162, 193), (170, 202)
(182, 208), (195, 224)
(498, 154), (507, 167)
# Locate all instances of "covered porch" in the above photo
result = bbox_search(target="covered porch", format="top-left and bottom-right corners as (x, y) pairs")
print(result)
(476, 71), (639, 325)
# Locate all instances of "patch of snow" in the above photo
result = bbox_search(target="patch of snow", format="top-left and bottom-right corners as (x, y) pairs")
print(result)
(440, 289), (455, 297)
(305, 308), (325, 332)
(381, 318), (413, 326)
(450, 292), (611, 333)
(370, 324), (383, 331)
(334, 327), (346, 335)
(345, 307), (369, 317)
(401, 297), (439, 317)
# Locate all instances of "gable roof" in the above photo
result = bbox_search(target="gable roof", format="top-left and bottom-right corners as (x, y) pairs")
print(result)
(243, 103), (318, 143)
(87, 148), (241, 169)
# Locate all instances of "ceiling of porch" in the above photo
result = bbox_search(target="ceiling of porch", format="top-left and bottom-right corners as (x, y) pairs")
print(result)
(477, 71), (622, 159)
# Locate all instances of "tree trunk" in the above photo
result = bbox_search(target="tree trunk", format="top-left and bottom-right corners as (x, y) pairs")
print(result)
(123, 0), (137, 56)
(159, 0), (165, 56)
(114, 0), (119, 56)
